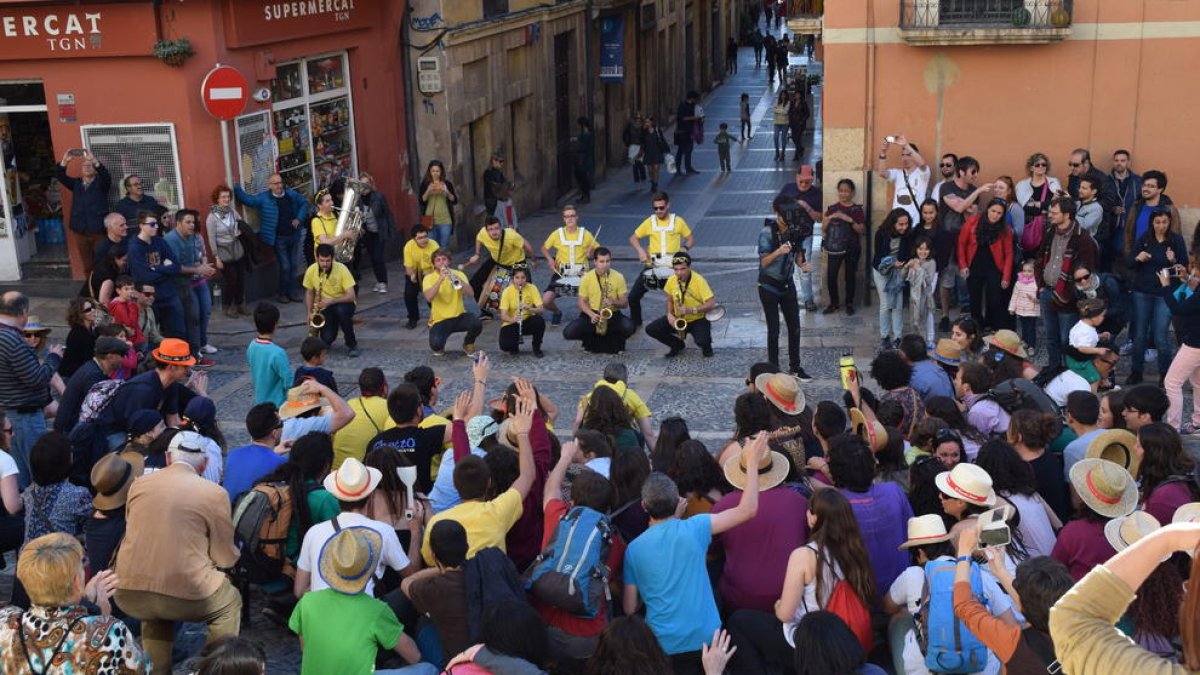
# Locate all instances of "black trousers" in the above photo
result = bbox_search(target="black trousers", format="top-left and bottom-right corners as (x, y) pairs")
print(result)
(429, 313), (483, 352)
(319, 301), (357, 349)
(628, 271), (653, 324)
(563, 311), (635, 354)
(726, 609), (795, 675)
(404, 275), (422, 322)
(646, 316), (712, 352)
(758, 282), (800, 372)
(498, 315), (546, 352)
(826, 251), (860, 307)
(220, 256), (248, 306)
(967, 260), (1013, 331)
(352, 230), (388, 284)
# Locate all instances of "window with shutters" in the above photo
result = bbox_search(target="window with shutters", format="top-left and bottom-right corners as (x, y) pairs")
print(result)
(80, 123), (184, 213)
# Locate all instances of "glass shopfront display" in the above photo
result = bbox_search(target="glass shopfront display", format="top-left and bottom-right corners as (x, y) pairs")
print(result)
(269, 52), (356, 197)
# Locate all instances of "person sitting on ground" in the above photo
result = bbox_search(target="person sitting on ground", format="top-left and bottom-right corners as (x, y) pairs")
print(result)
(193, 636), (267, 675)
(0, 533), (148, 673)
(292, 336), (338, 392)
(23, 432), (92, 547)
(401, 520), (472, 665)
(574, 362), (657, 448)
(278, 380), (356, 442)
(1062, 390), (1105, 481)
(869, 349), (926, 438)
(583, 615), (673, 675)
(223, 403), (289, 503)
(1122, 383), (1170, 432)
(899, 333), (955, 403)
(333, 367), (392, 470)
(443, 600), (550, 674)
(956, 360), (1011, 438)
(792, 610), (888, 675)
(1136, 422), (1197, 524)
(364, 382), (452, 496)
(1052, 458), (1131, 580)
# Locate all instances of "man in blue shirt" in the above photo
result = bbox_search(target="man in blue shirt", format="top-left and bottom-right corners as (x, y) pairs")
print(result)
(623, 434), (766, 672)
(96, 338), (193, 451)
(236, 174), (309, 303)
(757, 196), (812, 382)
(898, 334), (955, 403)
(127, 211), (186, 343)
(164, 209), (217, 362)
(224, 402), (288, 502)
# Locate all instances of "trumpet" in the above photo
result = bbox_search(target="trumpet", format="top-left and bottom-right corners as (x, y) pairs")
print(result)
(596, 307), (613, 336)
(673, 316), (688, 341)
(451, 275), (464, 291)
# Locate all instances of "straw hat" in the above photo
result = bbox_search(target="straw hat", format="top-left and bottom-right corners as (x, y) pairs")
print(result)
(849, 408), (888, 453)
(899, 514), (953, 550)
(324, 457), (382, 502)
(929, 339), (962, 367)
(986, 330), (1028, 359)
(1069, 458), (1138, 519)
(151, 338), (196, 367)
(1173, 502), (1200, 524)
(279, 384), (328, 419)
(21, 316), (50, 335)
(723, 449), (789, 491)
(495, 418), (521, 452)
(935, 463), (997, 506)
(1104, 510), (1161, 553)
(318, 527), (384, 595)
(91, 452), (143, 510)
(1086, 429), (1140, 478)
(755, 372), (806, 416)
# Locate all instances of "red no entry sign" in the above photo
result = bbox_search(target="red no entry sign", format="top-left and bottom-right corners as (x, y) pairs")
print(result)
(200, 65), (249, 121)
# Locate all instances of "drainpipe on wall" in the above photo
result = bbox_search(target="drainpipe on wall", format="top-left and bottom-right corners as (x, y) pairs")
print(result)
(401, 3), (422, 237)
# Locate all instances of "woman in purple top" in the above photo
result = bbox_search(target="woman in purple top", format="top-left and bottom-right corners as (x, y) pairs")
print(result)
(828, 434), (912, 597)
(1136, 422), (1197, 524)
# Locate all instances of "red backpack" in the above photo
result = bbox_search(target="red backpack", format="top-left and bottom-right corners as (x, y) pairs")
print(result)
(826, 578), (874, 653)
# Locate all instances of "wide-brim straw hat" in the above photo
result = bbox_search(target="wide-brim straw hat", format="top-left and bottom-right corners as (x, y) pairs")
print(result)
(935, 463), (997, 506)
(1173, 502), (1200, 524)
(899, 514), (953, 550)
(986, 329), (1028, 359)
(723, 449), (789, 491)
(151, 337), (196, 367)
(318, 526), (383, 595)
(849, 408), (888, 453)
(323, 457), (382, 502)
(91, 452), (143, 511)
(22, 316), (50, 335)
(1086, 429), (1141, 478)
(1104, 510), (1161, 553)
(1069, 458), (1138, 519)
(929, 339), (962, 367)
(280, 385), (329, 419)
(755, 372), (806, 416)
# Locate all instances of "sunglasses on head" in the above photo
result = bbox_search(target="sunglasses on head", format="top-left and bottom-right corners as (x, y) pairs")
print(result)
(934, 429), (962, 443)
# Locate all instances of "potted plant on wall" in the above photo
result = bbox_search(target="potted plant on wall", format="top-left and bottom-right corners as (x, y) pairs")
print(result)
(153, 38), (194, 67)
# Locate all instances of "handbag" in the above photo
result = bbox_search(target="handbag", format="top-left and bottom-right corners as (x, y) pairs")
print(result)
(421, 214), (435, 229)
(1020, 181), (1050, 253)
(627, 143), (642, 161)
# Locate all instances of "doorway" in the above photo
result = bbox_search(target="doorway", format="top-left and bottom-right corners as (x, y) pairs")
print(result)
(553, 31), (573, 197)
(0, 82), (56, 281)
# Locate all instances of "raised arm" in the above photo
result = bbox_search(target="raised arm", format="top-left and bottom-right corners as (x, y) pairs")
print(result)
(709, 432), (766, 535)
(306, 380), (355, 432)
(508, 397), (537, 499)
(451, 390), (473, 462)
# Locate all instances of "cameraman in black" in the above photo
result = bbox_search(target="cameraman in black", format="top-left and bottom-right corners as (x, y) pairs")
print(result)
(758, 195), (813, 382)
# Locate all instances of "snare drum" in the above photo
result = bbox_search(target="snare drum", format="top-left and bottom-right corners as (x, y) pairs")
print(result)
(484, 265), (514, 311)
(641, 255), (673, 290)
(555, 275), (583, 297)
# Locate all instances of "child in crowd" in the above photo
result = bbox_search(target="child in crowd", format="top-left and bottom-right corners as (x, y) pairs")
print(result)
(247, 302), (292, 408)
(1008, 259), (1041, 351)
(1067, 298), (1112, 392)
(571, 429), (613, 478)
(739, 93), (752, 141)
(906, 236), (938, 347)
(106, 275), (145, 351)
(714, 122), (734, 172)
(294, 336), (339, 392)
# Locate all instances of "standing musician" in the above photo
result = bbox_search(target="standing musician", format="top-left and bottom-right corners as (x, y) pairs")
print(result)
(402, 225), (436, 329)
(423, 247), (482, 356)
(468, 215), (535, 318)
(498, 264), (546, 357)
(628, 191), (694, 327)
(541, 204), (598, 324)
(303, 243), (359, 358)
(564, 247), (635, 354)
(646, 252), (716, 357)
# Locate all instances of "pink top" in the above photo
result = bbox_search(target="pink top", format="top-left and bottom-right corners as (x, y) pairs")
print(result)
(1051, 518), (1115, 581)
(1007, 274), (1041, 317)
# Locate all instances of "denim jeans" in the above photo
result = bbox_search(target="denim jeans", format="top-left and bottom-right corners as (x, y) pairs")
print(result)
(873, 269), (904, 340)
(1039, 288), (1077, 368)
(773, 124), (789, 154)
(375, 665), (438, 675)
(1130, 291), (1174, 374)
(5, 409), (44, 489)
(152, 295), (186, 342)
(275, 233), (299, 297)
(186, 282), (211, 349)
(430, 224), (452, 250)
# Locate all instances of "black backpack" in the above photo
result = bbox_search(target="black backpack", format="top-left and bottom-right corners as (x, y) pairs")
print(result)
(824, 219), (852, 255)
(464, 547), (529, 642)
(987, 377), (1059, 416)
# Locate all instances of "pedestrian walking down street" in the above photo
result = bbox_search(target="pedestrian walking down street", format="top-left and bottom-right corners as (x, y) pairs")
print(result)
(740, 93), (753, 142)
(751, 29), (764, 67)
(726, 38), (739, 74)
(715, 124), (734, 173)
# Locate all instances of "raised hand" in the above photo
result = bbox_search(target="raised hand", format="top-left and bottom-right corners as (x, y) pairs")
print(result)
(453, 390), (473, 421)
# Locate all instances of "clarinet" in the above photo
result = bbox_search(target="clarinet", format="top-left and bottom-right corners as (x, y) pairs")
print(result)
(517, 293), (525, 346)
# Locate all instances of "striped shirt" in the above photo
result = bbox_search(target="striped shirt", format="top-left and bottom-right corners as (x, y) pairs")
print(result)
(0, 321), (59, 409)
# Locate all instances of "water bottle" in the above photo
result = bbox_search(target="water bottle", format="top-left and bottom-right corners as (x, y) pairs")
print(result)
(212, 284), (223, 313)
(839, 352), (857, 391)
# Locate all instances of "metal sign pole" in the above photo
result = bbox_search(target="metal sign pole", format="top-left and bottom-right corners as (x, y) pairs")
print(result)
(220, 118), (234, 192)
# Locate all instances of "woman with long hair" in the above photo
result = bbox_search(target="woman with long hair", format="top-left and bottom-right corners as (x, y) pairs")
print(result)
(992, 175), (1026, 244)
(585, 615), (672, 675)
(917, 197), (940, 238)
(1136, 422), (1198, 524)
(206, 184), (250, 318)
(637, 116), (668, 193)
(727, 489), (877, 673)
(951, 316), (985, 363)
(364, 446), (427, 555)
(1126, 561), (1186, 658)
(771, 89), (790, 162)
(1100, 388), (1129, 429)
(1008, 410), (1071, 523)
(417, 159), (458, 249)
(908, 455), (956, 529)
(976, 439), (1058, 559)
(608, 444), (651, 542)
(872, 207), (916, 349)
(1015, 152), (1062, 257)
(580, 386), (639, 449)
(924, 395), (986, 461)
(869, 349), (925, 439)
(957, 198), (1015, 331)
(668, 439), (728, 518)
(1128, 207), (1189, 384)
(256, 432), (340, 567)
(1052, 458), (1129, 581)
(718, 392), (774, 467)
(650, 415), (691, 474)
(58, 296), (99, 378)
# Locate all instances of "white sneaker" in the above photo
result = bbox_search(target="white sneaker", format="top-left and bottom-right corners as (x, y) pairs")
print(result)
(201, 344), (218, 354)
(376, 283), (388, 294)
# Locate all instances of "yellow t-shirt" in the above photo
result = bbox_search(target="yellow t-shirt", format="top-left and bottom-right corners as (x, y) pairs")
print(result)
(421, 487), (524, 565)
(499, 283), (542, 325)
(578, 379), (652, 420)
(311, 213), (339, 254)
(475, 228), (527, 267)
(543, 227), (597, 270)
(578, 269), (627, 312)
(663, 271), (714, 322)
(333, 396), (395, 469)
(423, 269), (470, 325)
(633, 213), (692, 256)
(403, 239), (437, 278)
(302, 261), (356, 301)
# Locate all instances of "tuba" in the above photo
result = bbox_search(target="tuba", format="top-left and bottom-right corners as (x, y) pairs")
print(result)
(332, 179), (366, 263)
(596, 307), (613, 336)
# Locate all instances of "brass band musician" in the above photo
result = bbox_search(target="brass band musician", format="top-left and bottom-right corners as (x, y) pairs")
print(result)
(563, 247), (634, 354)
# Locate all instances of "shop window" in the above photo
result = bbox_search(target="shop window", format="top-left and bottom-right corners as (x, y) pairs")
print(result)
(235, 110), (275, 195)
(268, 52), (356, 198)
(81, 124), (184, 213)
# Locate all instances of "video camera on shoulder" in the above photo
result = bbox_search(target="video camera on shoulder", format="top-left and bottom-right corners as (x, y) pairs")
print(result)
(777, 202), (808, 245)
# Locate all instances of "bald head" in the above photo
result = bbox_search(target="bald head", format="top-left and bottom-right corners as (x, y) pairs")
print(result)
(0, 291), (29, 323)
(267, 173), (284, 196)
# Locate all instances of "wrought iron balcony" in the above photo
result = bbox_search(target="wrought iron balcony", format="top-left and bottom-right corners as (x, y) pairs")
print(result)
(899, 0), (1073, 45)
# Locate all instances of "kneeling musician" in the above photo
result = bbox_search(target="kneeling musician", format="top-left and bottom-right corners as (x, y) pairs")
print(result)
(646, 252), (717, 358)
(563, 247), (635, 354)
(498, 264), (546, 358)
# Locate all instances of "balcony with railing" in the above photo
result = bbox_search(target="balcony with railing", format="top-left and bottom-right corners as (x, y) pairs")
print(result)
(899, 0), (1073, 45)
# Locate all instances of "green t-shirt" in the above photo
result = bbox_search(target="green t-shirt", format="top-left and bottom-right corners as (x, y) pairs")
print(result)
(286, 484), (341, 561)
(289, 589), (403, 675)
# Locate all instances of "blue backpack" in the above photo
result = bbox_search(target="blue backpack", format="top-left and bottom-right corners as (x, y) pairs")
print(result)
(917, 559), (990, 674)
(522, 505), (613, 618)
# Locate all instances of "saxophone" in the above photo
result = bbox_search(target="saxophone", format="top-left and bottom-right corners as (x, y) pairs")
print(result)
(332, 179), (366, 263)
(596, 272), (611, 336)
(309, 272), (326, 336)
(673, 287), (688, 341)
